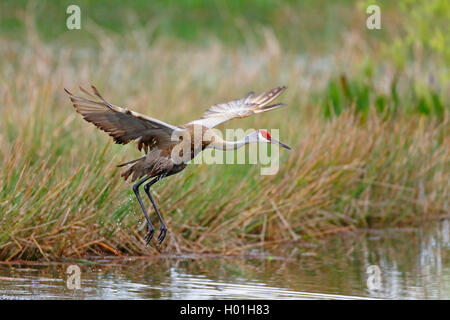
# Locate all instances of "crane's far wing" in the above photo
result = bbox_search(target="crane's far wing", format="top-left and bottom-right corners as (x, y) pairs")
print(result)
(65, 86), (180, 153)
(189, 86), (287, 128)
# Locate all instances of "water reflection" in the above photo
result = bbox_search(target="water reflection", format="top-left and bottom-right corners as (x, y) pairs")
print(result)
(0, 220), (448, 299)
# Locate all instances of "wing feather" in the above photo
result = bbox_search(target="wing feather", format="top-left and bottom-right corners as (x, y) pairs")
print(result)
(189, 86), (287, 128)
(65, 86), (180, 153)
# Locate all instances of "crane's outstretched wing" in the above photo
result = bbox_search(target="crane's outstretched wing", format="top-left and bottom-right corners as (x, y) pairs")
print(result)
(65, 86), (180, 153)
(189, 86), (287, 128)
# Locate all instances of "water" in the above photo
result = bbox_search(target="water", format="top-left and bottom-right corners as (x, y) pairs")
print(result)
(1, 220), (449, 299)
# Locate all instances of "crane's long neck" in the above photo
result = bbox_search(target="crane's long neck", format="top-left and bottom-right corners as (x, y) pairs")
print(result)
(209, 136), (249, 150)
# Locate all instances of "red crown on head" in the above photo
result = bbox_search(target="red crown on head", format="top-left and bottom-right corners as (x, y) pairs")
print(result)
(259, 129), (271, 140)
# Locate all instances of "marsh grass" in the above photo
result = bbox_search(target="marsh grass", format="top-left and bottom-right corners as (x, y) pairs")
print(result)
(0, 17), (448, 260)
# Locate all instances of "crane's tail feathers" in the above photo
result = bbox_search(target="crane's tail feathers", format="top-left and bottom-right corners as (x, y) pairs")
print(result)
(117, 156), (146, 168)
(118, 156), (147, 181)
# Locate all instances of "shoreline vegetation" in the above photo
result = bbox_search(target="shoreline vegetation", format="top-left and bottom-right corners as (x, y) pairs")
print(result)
(0, 1), (448, 261)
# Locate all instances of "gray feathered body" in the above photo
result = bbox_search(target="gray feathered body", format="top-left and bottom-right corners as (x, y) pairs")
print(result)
(119, 124), (212, 182)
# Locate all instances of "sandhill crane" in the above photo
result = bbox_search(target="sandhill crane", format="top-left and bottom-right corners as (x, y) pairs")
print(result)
(65, 85), (290, 245)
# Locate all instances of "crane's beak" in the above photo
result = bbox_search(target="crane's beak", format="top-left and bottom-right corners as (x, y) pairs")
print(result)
(272, 138), (291, 150)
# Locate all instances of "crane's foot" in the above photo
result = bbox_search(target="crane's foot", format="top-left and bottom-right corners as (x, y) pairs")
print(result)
(144, 226), (155, 246)
(157, 226), (167, 244)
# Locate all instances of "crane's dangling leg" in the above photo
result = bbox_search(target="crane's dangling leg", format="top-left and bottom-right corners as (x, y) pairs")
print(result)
(132, 176), (155, 245)
(143, 174), (168, 244)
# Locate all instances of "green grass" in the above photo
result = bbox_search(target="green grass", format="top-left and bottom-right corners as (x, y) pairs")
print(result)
(320, 74), (446, 118)
(0, 1), (448, 260)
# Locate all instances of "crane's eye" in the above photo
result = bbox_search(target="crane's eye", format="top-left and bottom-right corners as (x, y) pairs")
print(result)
(260, 129), (271, 140)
